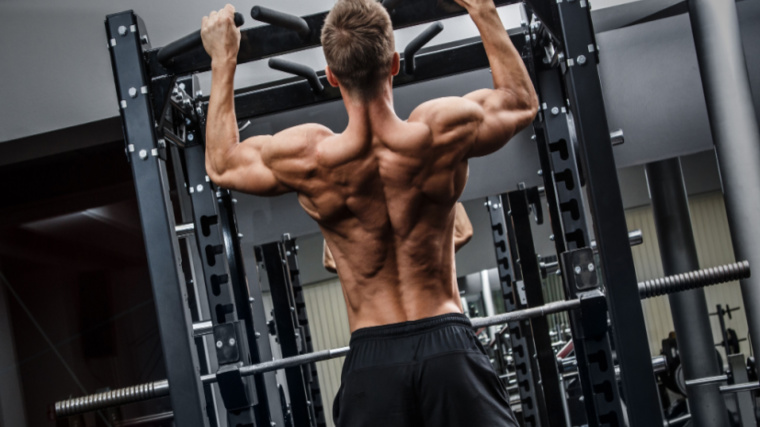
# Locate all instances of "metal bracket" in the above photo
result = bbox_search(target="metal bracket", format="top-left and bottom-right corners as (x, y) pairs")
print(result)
(216, 364), (253, 411)
(214, 322), (241, 364)
(561, 247), (598, 291)
(157, 75), (205, 150)
(578, 290), (608, 339)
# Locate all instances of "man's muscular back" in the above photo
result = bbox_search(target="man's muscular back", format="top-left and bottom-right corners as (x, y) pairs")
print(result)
(266, 99), (483, 331)
(201, 0), (538, 332)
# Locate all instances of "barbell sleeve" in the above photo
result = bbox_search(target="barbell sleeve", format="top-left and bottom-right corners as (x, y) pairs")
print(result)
(637, 260), (749, 298)
(55, 380), (169, 418)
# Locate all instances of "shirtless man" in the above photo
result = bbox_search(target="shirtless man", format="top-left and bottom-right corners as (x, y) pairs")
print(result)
(201, 0), (537, 425)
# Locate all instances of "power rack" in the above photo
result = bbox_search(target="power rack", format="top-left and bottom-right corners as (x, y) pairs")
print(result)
(101, 0), (666, 425)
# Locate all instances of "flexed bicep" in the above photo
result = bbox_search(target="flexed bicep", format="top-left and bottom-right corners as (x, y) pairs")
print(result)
(462, 88), (537, 158)
(206, 135), (292, 195)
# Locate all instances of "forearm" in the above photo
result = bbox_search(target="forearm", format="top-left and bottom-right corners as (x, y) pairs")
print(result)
(468, 4), (536, 108)
(205, 58), (240, 178)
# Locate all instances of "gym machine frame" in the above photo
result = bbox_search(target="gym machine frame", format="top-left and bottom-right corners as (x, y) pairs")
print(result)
(520, 0), (665, 424)
(103, 2), (530, 425)
(99, 0), (737, 426)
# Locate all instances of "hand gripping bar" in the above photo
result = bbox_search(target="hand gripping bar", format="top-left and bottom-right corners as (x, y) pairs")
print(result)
(157, 12), (244, 67)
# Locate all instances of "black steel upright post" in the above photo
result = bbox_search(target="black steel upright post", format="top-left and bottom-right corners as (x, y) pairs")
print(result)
(530, 37), (624, 427)
(554, 0), (665, 424)
(218, 190), (279, 426)
(105, 11), (208, 427)
(506, 189), (565, 427)
(687, 0), (760, 354)
(259, 241), (316, 427)
(281, 237), (326, 427)
(486, 196), (548, 427)
(645, 158), (730, 427)
(182, 142), (259, 426)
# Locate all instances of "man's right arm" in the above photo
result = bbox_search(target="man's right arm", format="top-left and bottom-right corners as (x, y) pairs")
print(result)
(460, 0), (538, 157)
(410, 0), (538, 158)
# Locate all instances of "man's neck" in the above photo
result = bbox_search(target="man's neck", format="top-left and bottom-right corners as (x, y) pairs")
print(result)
(341, 82), (399, 136)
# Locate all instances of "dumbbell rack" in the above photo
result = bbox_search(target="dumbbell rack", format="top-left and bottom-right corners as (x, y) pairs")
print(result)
(103, 0), (665, 426)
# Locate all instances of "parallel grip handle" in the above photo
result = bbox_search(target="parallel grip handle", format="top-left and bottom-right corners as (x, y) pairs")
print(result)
(157, 12), (244, 67)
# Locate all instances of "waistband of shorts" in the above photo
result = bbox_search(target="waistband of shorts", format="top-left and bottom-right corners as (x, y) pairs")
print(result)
(350, 313), (472, 344)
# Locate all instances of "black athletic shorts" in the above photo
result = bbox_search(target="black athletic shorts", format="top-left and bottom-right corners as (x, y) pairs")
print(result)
(332, 313), (519, 427)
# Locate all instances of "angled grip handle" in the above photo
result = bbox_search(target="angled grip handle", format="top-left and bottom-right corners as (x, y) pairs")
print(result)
(268, 58), (324, 93)
(404, 22), (444, 75)
(251, 6), (310, 37)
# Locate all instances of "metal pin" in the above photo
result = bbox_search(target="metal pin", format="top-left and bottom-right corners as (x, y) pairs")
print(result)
(610, 129), (625, 146)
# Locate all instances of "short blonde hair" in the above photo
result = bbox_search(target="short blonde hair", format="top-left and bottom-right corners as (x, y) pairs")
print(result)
(321, 0), (395, 100)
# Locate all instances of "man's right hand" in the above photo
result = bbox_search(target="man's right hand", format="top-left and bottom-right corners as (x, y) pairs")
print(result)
(201, 4), (241, 65)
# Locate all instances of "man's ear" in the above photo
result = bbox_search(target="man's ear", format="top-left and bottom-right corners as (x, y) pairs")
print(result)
(325, 65), (340, 88)
(391, 52), (400, 76)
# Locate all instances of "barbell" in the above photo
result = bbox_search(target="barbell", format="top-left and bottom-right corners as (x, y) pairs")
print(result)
(55, 260), (750, 418)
